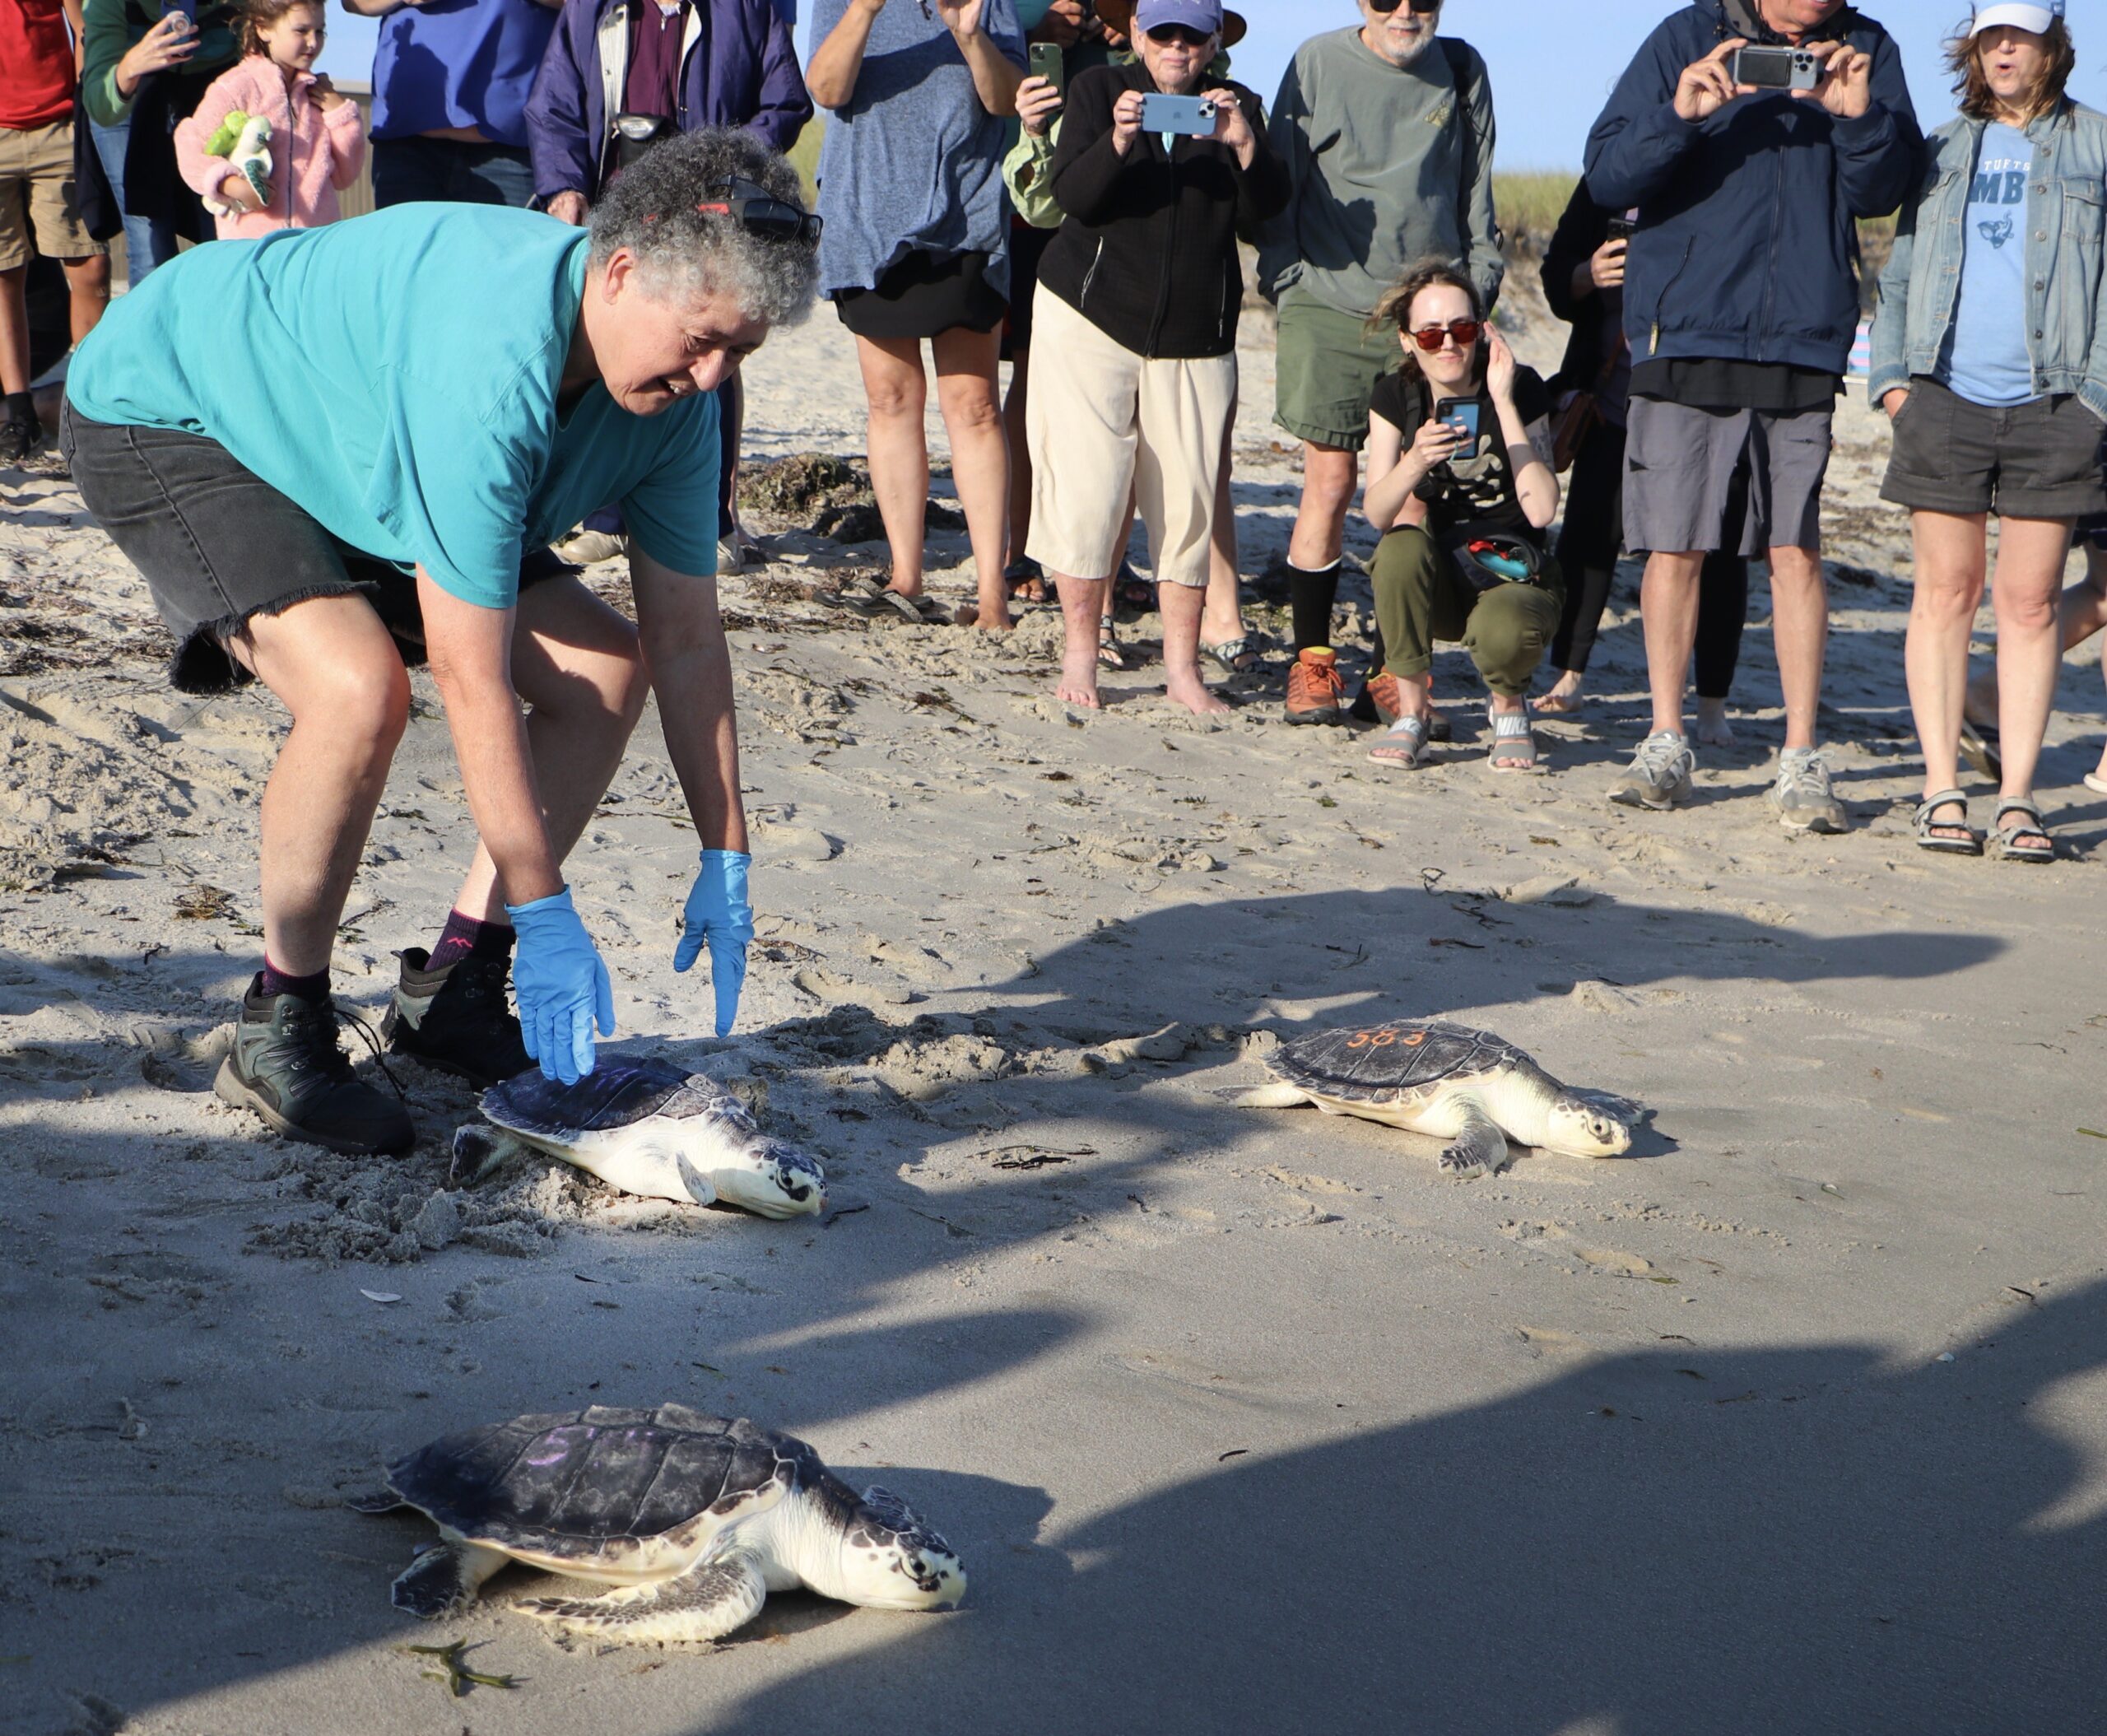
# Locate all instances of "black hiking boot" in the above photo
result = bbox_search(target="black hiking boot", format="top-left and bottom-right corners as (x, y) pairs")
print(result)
(214, 977), (414, 1156)
(382, 948), (533, 1088)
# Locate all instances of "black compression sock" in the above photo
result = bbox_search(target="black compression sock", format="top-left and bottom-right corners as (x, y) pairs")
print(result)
(260, 958), (331, 1003)
(1288, 561), (1342, 654)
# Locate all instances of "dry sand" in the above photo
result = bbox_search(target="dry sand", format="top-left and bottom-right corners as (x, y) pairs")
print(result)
(2, 281), (2105, 1736)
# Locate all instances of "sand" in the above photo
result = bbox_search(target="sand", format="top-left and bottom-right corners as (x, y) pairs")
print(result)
(2, 278), (2105, 1736)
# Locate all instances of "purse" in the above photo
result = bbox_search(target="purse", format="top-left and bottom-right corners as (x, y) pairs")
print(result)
(1550, 327), (1629, 473)
(1440, 521), (1546, 593)
(612, 112), (673, 174)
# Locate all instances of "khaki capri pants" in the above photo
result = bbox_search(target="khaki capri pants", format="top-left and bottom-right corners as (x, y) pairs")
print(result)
(1024, 286), (1236, 589)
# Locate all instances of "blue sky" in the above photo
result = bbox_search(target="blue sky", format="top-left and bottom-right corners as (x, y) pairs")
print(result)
(317, 2), (2107, 171)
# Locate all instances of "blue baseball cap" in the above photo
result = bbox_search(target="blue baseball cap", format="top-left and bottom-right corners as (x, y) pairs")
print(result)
(1133, 0), (1224, 35)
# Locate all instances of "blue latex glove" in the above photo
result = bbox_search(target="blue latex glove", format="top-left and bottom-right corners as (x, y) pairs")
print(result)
(505, 887), (615, 1084)
(674, 849), (754, 1038)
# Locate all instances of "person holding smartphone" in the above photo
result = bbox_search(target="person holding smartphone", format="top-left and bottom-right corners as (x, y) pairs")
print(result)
(1357, 261), (1560, 773)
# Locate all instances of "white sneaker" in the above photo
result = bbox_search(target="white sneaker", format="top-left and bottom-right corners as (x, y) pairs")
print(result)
(1770, 747), (1847, 833)
(717, 534), (744, 574)
(1609, 730), (1695, 809)
(553, 527), (628, 565)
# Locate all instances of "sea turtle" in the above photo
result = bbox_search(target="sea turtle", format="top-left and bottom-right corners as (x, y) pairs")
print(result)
(350, 1406), (966, 1645)
(453, 1058), (825, 1219)
(1238, 1018), (1635, 1177)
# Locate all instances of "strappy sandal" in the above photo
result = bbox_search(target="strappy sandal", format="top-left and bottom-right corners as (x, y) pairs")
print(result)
(1989, 798), (2054, 863)
(1200, 635), (1259, 675)
(1097, 616), (1126, 669)
(1366, 713), (1431, 769)
(1913, 789), (1981, 856)
(1487, 705), (1543, 774)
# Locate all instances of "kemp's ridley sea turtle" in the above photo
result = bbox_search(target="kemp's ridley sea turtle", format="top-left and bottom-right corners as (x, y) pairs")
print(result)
(351, 1406), (965, 1644)
(1240, 1019), (1636, 1176)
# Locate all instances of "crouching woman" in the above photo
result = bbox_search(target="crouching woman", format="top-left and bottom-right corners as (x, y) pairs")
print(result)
(1360, 263), (1562, 772)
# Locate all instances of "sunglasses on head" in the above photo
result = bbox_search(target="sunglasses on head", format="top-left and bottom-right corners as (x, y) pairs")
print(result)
(691, 177), (822, 244)
(1409, 319), (1481, 351)
(1367, 0), (1442, 14)
(1146, 23), (1216, 46)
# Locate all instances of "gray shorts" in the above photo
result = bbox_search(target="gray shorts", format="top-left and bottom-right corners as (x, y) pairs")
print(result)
(60, 405), (574, 694)
(1622, 395), (1833, 556)
(1879, 376), (2107, 519)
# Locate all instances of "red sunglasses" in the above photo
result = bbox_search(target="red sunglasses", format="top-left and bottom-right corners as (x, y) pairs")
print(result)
(1409, 319), (1482, 352)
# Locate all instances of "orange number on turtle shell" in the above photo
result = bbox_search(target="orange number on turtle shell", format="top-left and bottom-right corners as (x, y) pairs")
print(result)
(1346, 1032), (1370, 1049)
(1402, 1032), (1426, 1046)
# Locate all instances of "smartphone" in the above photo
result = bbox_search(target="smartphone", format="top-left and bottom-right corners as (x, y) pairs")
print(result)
(1605, 215), (1636, 243)
(1139, 93), (1217, 137)
(1731, 44), (1821, 91)
(1432, 398), (1481, 447)
(1028, 41), (1065, 97)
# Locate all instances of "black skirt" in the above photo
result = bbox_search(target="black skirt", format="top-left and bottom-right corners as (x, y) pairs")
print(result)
(834, 249), (1007, 341)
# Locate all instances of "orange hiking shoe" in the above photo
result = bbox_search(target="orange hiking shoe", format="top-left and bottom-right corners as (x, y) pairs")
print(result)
(1286, 647), (1347, 725)
(1365, 671), (1403, 725)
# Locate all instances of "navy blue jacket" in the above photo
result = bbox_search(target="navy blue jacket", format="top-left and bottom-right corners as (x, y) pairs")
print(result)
(526, 0), (812, 206)
(1584, 2), (1919, 375)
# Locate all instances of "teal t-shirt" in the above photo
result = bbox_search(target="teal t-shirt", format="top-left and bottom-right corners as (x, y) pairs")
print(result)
(66, 205), (720, 607)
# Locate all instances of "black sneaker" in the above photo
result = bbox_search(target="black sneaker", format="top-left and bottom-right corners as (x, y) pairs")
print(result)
(383, 948), (533, 1087)
(214, 976), (414, 1156)
(0, 417), (40, 465)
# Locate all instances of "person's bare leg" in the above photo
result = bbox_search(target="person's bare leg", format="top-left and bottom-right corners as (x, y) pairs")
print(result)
(61, 254), (110, 346)
(0, 263), (30, 396)
(932, 324), (1012, 630)
(224, 595), (413, 976)
(1159, 582), (1229, 714)
(1765, 543), (1828, 752)
(1640, 551), (1705, 738)
(1287, 442), (1357, 570)
(1054, 572), (1109, 707)
(1200, 417), (1245, 651)
(1988, 516), (2072, 808)
(853, 334), (931, 597)
(1003, 345), (1032, 574)
(1968, 548), (2107, 727)
(1905, 510), (1988, 813)
(449, 578), (649, 924)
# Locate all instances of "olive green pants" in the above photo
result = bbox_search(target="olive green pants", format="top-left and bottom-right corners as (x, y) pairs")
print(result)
(1370, 526), (1561, 700)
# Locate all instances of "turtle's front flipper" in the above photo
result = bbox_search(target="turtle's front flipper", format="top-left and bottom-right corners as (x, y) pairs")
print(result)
(521, 1545), (768, 1645)
(1438, 1106), (1509, 1179)
(391, 1541), (511, 1619)
(1235, 1082), (1310, 1110)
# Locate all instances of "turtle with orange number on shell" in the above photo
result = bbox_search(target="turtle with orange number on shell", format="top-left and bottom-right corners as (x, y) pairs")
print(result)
(1238, 1019), (1640, 1178)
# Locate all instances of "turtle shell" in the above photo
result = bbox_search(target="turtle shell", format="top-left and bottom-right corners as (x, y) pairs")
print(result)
(1267, 1019), (1543, 1104)
(381, 1405), (825, 1560)
(481, 1059), (746, 1142)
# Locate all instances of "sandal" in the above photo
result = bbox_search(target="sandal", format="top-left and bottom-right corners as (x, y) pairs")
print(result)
(874, 589), (951, 625)
(1097, 616), (1127, 669)
(1913, 789), (1981, 856)
(1959, 715), (2002, 782)
(1113, 561), (1154, 618)
(1366, 713), (1431, 769)
(1200, 635), (1259, 675)
(1989, 798), (2054, 863)
(2084, 769), (2107, 797)
(1004, 557), (1047, 604)
(1487, 704), (1543, 774)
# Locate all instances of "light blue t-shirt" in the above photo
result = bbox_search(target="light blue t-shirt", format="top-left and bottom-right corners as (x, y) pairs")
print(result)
(66, 205), (720, 607)
(1945, 123), (2038, 408)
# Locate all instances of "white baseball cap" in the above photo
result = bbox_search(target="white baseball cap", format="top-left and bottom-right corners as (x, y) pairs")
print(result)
(1971, 1), (2063, 36)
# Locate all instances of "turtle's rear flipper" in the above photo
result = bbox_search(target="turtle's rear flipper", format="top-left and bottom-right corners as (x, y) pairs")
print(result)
(520, 1546), (768, 1645)
(1438, 1108), (1509, 1180)
(345, 1487), (409, 1515)
(391, 1542), (510, 1620)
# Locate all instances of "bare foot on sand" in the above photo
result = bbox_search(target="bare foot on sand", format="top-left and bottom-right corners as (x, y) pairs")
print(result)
(1533, 673), (1585, 716)
(1165, 672), (1231, 715)
(1057, 649), (1102, 709)
(1695, 698), (1736, 748)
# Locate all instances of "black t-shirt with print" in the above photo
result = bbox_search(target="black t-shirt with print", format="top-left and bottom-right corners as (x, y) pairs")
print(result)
(1370, 365), (1554, 549)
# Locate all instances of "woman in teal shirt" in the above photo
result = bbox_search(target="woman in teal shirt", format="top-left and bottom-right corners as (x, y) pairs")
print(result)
(62, 129), (820, 1155)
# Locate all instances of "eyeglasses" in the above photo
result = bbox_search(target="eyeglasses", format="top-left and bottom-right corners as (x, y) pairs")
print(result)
(691, 178), (822, 244)
(1409, 319), (1481, 351)
(1146, 24), (1215, 46)
(1367, 0), (1442, 14)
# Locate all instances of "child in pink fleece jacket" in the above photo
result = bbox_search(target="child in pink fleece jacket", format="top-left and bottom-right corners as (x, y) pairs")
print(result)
(173, 0), (366, 240)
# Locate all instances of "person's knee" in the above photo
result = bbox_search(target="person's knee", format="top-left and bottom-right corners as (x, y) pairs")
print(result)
(1997, 586), (2059, 633)
(864, 370), (925, 421)
(311, 655), (412, 759)
(1370, 526), (1439, 594)
(939, 380), (1004, 438)
(1301, 446), (1357, 510)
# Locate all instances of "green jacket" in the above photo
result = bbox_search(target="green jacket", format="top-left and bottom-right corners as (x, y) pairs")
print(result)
(81, 0), (240, 128)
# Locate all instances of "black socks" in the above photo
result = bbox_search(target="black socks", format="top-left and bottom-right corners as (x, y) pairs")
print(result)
(1289, 560), (1342, 654)
(429, 910), (516, 973)
(3, 390), (35, 431)
(260, 959), (330, 1003)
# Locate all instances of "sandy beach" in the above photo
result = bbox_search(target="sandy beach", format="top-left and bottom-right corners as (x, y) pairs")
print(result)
(2, 278), (2105, 1736)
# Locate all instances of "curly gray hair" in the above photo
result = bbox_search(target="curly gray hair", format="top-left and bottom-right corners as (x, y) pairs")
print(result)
(587, 129), (819, 327)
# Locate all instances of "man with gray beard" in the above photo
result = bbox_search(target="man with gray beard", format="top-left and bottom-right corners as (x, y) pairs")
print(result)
(1258, 0), (1503, 724)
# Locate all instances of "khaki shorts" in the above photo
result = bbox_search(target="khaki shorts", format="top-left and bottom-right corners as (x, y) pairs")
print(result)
(1273, 284), (1403, 451)
(1024, 286), (1236, 589)
(0, 118), (102, 272)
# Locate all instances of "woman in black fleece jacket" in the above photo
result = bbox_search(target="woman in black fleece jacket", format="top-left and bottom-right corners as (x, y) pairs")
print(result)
(1024, 2), (1287, 713)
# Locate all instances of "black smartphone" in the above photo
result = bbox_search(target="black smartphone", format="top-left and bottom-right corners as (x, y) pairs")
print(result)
(1605, 215), (1635, 243)
(1432, 398), (1481, 448)
(1028, 41), (1065, 96)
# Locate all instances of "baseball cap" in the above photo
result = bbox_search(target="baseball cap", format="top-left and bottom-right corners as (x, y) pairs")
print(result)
(1133, 0), (1225, 35)
(1970, 1), (2063, 35)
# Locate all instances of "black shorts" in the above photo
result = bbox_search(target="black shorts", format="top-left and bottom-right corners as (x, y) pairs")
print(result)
(60, 405), (576, 694)
(831, 248), (1007, 341)
(1879, 376), (2107, 519)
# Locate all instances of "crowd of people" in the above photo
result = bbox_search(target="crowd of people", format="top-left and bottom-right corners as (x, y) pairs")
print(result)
(4, 0), (2107, 1151)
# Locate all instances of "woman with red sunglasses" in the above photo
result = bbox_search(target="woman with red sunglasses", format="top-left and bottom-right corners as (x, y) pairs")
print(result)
(1359, 260), (1561, 772)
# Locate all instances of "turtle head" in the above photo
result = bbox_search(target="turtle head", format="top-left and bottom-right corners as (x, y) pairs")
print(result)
(837, 1486), (967, 1611)
(710, 1138), (827, 1220)
(1545, 1096), (1633, 1158)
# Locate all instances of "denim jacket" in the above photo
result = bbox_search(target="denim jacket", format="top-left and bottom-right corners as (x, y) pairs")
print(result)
(1870, 102), (2107, 419)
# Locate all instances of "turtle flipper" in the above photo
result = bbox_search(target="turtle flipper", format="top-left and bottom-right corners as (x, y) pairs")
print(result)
(520, 1545), (769, 1645)
(1438, 1106), (1509, 1179)
(345, 1487), (410, 1515)
(1235, 1082), (1309, 1110)
(391, 1541), (510, 1619)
